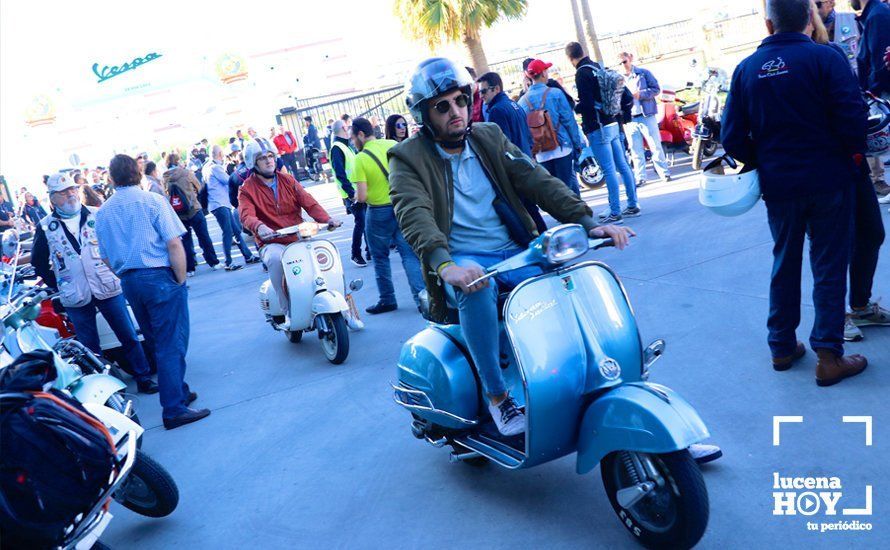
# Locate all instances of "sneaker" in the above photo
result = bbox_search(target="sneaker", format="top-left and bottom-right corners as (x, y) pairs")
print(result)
(365, 302), (397, 315)
(208, 264), (220, 271)
(636, 179), (647, 188)
(621, 206), (641, 218)
(225, 264), (243, 272)
(187, 271), (196, 278)
(488, 395), (525, 436)
(874, 181), (890, 196)
(600, 213), (624, 224)
(844, 315), (864, 342)
(688, 443), (723, 465)
(878, 193), (890, 204)
(245, 256), (262, 264)
(597, 207), (611, 219)
(849, 301), (890, 327)
(351, 256), (369, 267)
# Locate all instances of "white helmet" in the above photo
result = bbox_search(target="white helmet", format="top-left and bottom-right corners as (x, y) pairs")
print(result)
(865, 93), (890, 157)
(699, 155), (761, 217)
(243, 137), (277, 171)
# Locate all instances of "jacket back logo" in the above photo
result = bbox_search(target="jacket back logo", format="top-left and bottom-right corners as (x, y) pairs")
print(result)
(759, 57), (789, 79)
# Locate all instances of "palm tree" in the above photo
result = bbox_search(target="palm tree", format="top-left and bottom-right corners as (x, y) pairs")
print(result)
(394, 0), (528, 74)
(569, 0), (587, 55)
(579, 0), (604, 65)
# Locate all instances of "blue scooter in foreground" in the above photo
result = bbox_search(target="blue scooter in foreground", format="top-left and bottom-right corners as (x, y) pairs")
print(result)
(393, 224), (711, 549)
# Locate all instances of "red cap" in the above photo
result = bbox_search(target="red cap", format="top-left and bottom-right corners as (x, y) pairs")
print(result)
(525, 59), (553, 77)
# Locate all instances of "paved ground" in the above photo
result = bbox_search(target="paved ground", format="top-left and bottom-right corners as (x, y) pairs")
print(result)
(102, 156), (889, 549)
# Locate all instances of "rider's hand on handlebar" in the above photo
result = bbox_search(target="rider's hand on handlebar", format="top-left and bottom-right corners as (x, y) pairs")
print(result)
(590, 225), (636, 250)
(326, 220), (343, 231)
(441, 264), (488, 294)
(256, 224), (277, 241)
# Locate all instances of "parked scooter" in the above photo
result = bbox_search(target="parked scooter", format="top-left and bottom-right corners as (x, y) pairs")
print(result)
(690, 69), (725, 171)
(0, 286), (139, 425)
(258, 221), (363, 364)
(393, 224), (710, 548)
(656, 87), (698, 164)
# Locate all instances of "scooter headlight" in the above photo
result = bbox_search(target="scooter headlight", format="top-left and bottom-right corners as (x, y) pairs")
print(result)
(541, 224), (588, 264)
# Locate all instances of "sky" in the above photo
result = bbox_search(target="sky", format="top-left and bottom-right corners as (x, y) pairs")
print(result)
(0, 0), (760, 193)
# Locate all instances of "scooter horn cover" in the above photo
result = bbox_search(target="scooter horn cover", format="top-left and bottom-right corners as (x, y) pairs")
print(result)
(699, 155), (761, 217)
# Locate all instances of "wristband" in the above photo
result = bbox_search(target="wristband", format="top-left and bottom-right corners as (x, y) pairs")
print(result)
(436, 261), (456, 276)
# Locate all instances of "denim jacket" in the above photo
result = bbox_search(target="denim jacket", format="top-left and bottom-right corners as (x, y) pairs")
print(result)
(628, 66), (661, 117)
(520, 82), (584, 151)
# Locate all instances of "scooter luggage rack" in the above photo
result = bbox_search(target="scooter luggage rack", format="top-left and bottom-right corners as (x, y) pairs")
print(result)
(391, 382), (479, 426)
(61, 430), (138, 549)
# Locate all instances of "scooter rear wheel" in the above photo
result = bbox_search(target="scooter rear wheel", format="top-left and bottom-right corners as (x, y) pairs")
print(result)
(601, 450), (708, 549)
(286, 329), (303, 343)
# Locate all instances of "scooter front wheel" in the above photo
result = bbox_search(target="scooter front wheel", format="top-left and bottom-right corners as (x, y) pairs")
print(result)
(319, 313), (349, 364)
(116, 450), (179, 517)
(601, 450), (708, 549)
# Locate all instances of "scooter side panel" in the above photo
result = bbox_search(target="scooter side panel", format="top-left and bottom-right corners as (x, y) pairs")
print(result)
(396, 327), (480, 430)
(312, 240), (346, 296)
(70, 374), (127, 406)
(575, 383), (710, 474)
(282, 242), (318, 330)
(505, 263), (643, 467)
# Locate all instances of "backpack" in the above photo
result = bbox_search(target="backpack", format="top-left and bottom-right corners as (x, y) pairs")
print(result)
(0, 352), (116, 548)
(583, 63), (625, 118)
(522, 88), (560, 155)
(169, 184), (190, 214)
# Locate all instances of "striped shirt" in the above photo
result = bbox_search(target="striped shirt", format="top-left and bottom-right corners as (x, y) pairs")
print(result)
(95, 185), (186, 274)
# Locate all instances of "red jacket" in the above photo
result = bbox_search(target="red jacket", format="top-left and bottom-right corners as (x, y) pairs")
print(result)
(238, 171), (331, 246)
(273, 131), (298, 155)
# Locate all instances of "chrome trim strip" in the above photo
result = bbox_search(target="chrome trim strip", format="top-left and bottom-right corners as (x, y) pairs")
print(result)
(391, 382), (479, 426)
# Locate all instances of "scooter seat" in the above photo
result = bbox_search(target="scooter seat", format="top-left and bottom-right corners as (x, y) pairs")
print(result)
(425, 288), (512, 325)
(680, 102), (700, 116)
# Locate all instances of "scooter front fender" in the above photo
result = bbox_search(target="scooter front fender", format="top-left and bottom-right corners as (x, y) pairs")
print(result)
(82, 402), (144, 450)
(70, 374), (127, 406)
(576, 383), (709, 474)
(312, 290), (348, 314)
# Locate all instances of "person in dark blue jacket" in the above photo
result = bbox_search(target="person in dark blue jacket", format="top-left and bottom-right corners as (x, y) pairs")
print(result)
(477, 71), (547, 233)
(722, 0), (870, 386)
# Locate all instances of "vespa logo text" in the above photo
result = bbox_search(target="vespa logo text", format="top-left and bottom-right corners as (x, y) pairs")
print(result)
(509, 300), (556, 323)
(92, 52), (162, 84)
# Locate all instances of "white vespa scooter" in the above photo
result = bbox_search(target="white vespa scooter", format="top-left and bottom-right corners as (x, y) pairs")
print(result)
(258, 222), (363, 364)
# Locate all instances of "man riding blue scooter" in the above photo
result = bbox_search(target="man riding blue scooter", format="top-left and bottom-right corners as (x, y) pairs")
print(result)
(388, 58), (720, 463)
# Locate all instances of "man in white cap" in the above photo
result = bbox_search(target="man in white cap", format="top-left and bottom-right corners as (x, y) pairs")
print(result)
(31, 172), (158, 394)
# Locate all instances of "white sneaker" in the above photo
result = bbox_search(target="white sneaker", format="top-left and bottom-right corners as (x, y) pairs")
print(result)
(688, 443), (722, 465)
(597, 207), (611, 220)
(878, 194), (890, 204)
(488, 396), (525, 436)
(844, 315), (864, 342)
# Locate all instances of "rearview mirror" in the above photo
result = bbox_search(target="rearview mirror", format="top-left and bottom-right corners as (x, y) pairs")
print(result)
(642, 339), (666, 379)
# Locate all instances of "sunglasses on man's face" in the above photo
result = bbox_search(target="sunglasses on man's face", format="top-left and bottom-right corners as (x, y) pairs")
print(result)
(479, 87), (492, 95)
(432, 94), (470, 114)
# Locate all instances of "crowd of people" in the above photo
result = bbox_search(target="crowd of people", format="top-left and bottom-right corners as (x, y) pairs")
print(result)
(7, 0), (888, 436)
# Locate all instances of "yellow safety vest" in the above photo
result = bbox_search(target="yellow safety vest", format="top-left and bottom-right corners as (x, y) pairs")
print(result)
(331, 141), (356, 199)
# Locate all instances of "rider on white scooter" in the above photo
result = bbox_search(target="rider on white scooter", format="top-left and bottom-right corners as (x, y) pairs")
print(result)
(237, 138), (340, 313)
(390, 58), (722, 464)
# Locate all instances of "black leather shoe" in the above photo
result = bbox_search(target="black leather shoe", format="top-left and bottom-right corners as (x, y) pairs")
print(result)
(365, 302), (397, 315)
(137, 379), (159, 394)
(186, 391), (198, 405)
(163, 408), (210, 430)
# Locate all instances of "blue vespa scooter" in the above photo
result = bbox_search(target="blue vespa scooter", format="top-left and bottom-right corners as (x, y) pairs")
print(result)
(393, 224), (711, 549)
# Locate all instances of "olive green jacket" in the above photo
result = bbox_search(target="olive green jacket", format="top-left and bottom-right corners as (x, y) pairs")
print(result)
(388, 122), (596, 323)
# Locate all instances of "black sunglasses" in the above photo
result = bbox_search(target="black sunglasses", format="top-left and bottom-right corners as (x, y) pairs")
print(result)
(479, 87), (492, 95)
(395, 121), (407, 129)
(432, 94), (470, 114)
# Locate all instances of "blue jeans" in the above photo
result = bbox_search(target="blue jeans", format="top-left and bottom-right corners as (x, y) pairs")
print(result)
(120, 268), (191, 418)
(344, 199), (368, 260)
(588, 124), (638, 216)
(365, 205), (425, 306)
(449, 249), (541, 397)
(541, 153), (580, 195)
(625, 114), (670, 182)
(212, 206), (254, 266)
(66, 294), (151, 383)
(765, 189), (852, 357)
(182, 210), (220, 272)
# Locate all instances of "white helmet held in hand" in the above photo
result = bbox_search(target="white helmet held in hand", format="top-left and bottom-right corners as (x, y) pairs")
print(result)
(243, 137), (277, 172)
(699, 155), (761, 217)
